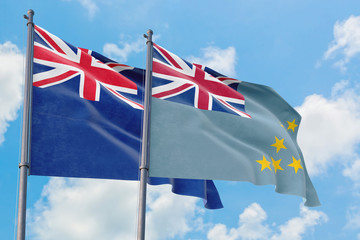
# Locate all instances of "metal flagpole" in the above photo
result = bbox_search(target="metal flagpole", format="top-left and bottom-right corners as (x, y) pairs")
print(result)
(137, 29), (153, 240)
(17, 9), (35, 240)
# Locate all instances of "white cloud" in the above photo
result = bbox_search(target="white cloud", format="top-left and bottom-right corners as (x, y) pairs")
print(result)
(296, 80), (360, 176)
(236, 203), (271, 240)
(103, 37), (146, 63)
(270, 206), (328, 240)
(208, 224), (239, 240)
(323, 15), (360, 71)
(343, 158), (360, 185)
(28, 178), (201, 240)
(208, 203), (270, 240)
(27, 175), (329, 240)
(207, 203), (327, 240)
(146, 184), (201, 239)
(79, 0), (98, 19)
(0, 41), (24, 145)
(28, 178), (139, 240)
(62, 0), (98, 19)
(188, 46), (237, 77)
(345, 206), (360, 230)
(237, 203), (271, 239)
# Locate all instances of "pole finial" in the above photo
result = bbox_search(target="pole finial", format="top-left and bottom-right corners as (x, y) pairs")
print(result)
(145, 29), (153, 44)
(25, 9), (35, 26)
(28, 9), (35, 15)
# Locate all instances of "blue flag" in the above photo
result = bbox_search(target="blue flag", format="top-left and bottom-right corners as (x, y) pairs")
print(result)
(148, 44), (320, 207)
(30, 25), (223, 209)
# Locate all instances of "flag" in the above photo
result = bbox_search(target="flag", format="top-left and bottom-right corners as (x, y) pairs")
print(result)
(148, 44), (320, 207)
(30, 25), (223, 209)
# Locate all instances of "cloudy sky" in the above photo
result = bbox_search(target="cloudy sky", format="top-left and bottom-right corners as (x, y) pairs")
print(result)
(1, 0), (360, 239)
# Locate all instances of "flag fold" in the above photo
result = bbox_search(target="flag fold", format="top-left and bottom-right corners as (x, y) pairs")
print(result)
(30, 25), (223, 209)
(149, 44), (320, 207)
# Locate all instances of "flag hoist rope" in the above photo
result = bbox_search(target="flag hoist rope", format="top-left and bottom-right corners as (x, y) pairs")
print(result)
(17, 9), (35, 240)
(137, 29), (153, 240)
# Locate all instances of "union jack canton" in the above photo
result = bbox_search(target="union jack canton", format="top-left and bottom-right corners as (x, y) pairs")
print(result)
(33, 25), (143, 110)
(152, 44), (251, 118)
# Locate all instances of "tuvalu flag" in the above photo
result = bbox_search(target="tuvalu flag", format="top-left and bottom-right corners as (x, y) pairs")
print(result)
(148, 44), (320, 207)
(30, 25), (223, 209)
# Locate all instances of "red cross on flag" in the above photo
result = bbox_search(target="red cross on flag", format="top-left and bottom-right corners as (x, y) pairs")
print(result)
(152, 43), (251, 118)
(33, 25), (143, 109)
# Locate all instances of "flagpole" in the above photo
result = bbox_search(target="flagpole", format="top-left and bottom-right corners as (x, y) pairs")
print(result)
(17, 9), (35, 240)
(137, 29), (153, 240)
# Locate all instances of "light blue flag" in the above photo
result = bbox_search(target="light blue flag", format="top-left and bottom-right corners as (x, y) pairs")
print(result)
(148, 44), (320, 207)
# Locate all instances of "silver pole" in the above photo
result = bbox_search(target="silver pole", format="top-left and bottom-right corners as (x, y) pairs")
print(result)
(17, 9), (35, 240)
(137, 29), (153, 240)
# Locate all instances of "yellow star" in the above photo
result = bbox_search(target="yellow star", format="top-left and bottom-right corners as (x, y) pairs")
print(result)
(256, 155), (272, 171)
(270, 136), (287, 153)
(271, 157), (283, 173)
(287, 119), (298, 132)
(288, 156), (303, 174)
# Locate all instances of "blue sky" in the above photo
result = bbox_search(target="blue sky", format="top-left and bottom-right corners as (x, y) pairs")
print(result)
(1, 0), (360, 239)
